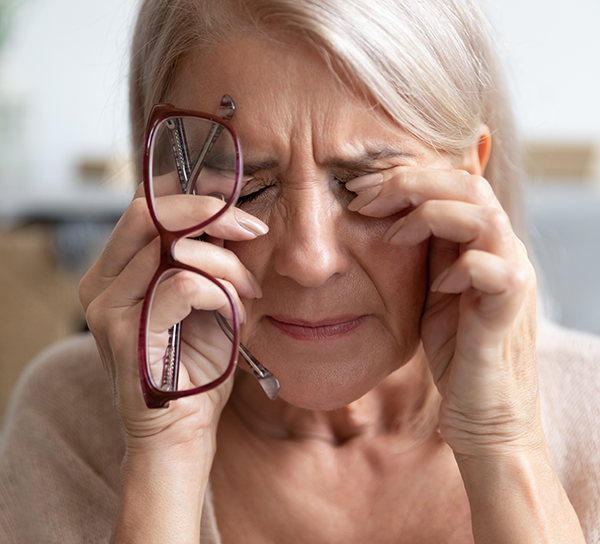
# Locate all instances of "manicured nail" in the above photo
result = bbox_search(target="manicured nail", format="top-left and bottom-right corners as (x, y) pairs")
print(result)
(430, 268), (451, 293)
(382, 216), (406, 243)
(247, 270), (263, 299)
(347, 185), (382, 212)
(345, 172), (384, 193)
(235, 209), (269, 236)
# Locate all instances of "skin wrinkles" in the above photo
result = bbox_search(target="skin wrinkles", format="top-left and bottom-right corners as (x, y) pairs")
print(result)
(168, 36), (442, 410)
(77, 15), (586, 544)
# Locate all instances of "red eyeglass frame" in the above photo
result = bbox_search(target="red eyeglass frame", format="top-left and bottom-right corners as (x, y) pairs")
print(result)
(138, 103), (243, 408)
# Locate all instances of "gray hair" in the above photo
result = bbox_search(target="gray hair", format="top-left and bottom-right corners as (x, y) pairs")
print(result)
(129, 0), (522, 231)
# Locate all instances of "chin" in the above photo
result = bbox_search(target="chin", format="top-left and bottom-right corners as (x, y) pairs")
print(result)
(278, 386), (371, 411)
(268, 355), (396, 411)
(240, 318), (421, 410)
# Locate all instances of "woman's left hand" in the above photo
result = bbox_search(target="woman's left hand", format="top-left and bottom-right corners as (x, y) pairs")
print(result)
(348, 166), (539, 458)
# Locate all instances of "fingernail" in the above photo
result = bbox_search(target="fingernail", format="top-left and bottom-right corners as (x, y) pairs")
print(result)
(235, 209), (269, 236)
(431, 268), (451, 293)
(382, 216), (406, 243)
(347, 185), (382, 212)
(247, 270), (263, 299)
(345, 172), (384, 193)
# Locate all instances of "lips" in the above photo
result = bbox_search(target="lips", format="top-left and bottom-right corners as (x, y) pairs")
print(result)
(266, 315), (367, 341)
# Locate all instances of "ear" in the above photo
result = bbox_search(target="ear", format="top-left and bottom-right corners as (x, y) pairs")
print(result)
(459, 124), (492, 176)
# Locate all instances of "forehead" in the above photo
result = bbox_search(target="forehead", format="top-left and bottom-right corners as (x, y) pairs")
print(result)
(169, 36), (434, 166)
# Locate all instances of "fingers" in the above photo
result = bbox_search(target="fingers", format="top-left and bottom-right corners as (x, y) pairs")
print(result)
(346, 167), (498, 217)
(345, 165), (534, 339)
(148, 270), (241, 331)
(174, 238), (263, 299)
(114, 195), (266, 277)
(89, 236), (257, 317)
(346, 165), (525, 261)
(383, 200), (516, 258)
(79, 193), (267, 309)
(151, 194), (268, 237)
(431, 250), (531, 328)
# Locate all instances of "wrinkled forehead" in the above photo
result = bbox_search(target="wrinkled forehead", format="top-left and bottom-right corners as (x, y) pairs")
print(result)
(170, 33), (353, 116)
(167, 35), (438, 169)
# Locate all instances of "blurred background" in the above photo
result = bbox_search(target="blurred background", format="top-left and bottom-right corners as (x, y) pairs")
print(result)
(0, 0), (598, 420)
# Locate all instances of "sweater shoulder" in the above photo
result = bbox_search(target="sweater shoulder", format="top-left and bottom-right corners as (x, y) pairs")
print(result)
(0, 334), (124, 543)
(2, 333), (123, 462)
(537, 321), (600, 541)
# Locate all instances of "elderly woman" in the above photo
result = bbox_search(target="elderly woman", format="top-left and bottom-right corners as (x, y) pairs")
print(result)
(1, 0), (599, 542)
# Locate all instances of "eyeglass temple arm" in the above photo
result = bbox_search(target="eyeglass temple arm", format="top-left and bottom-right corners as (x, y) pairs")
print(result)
(165, 117), (192, 191)
(186, 95), (235, 195)
(160, 324), (181, 392)
(216, 313), (280, 401)
(165, 94), (235, 195)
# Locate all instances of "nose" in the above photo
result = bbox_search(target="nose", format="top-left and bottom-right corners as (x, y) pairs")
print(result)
(272, 183), (351, 287)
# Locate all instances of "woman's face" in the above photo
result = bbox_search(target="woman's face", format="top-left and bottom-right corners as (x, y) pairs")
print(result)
(171, 36), (459, 410)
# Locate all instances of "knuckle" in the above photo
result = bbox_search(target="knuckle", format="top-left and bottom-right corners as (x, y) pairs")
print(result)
(469, 175), (495, 204)
(171, 270), (200, 298)
(398, 169), (414, 187)
(485, 208), (513, 241)
(418, 199), (440, 220)
(506, 261), (532, 293)
(84, 297), (106, 336)
(125, 197), (153, 229)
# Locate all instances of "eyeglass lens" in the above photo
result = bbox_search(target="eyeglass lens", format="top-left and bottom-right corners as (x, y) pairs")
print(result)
(149, 116), (239, 231)
(145, 115), (239, 393)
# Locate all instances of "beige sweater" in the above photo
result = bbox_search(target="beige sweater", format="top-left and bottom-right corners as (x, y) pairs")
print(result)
(0, 322), (599, 543)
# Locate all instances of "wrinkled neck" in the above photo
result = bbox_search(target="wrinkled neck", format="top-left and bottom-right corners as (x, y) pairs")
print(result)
(226, 347), (439, 446)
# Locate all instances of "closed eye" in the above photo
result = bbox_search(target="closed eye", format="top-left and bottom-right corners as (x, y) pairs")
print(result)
(235, 169), (384, 210)
(334, 169), (381, 184)
(236, 174), (278, 210)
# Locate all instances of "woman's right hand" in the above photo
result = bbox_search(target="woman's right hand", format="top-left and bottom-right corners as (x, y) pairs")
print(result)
(79, 182), (267, 453)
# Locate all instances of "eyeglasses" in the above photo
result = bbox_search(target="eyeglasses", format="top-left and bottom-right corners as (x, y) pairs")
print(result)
(138, 95), (279, 409)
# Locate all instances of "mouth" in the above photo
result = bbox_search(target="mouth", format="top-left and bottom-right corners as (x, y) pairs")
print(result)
(266, 315), (367, 341)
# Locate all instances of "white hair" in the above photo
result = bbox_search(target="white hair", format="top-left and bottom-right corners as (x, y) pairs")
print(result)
(130, 0), (522, 231)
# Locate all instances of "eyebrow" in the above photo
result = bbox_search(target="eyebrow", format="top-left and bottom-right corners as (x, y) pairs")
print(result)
(243, 159), (280, 176)
(323, 147), (415, 170)
(243, 147), (415, 176)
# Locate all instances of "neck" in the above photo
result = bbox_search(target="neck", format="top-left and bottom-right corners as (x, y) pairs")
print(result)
(226, 347), (439, 446)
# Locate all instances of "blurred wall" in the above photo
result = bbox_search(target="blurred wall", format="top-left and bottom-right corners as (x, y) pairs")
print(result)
(0, 0), (138, 191)
(484, 0), (600, 141)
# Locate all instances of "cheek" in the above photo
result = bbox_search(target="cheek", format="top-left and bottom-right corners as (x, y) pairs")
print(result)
(358, 215), (430, 321)
(225, 220), (430, 410)
(374, 240), (429, 341)
(225, 235), (271, 278)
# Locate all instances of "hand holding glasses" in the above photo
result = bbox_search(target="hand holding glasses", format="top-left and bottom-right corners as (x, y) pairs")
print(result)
(138, 95), (280, 409)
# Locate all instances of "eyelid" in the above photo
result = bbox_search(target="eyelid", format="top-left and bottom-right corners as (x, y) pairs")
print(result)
(336, 168), (382, 182)
(216, 170), (254, 182)
(239, 172), (277, 196)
